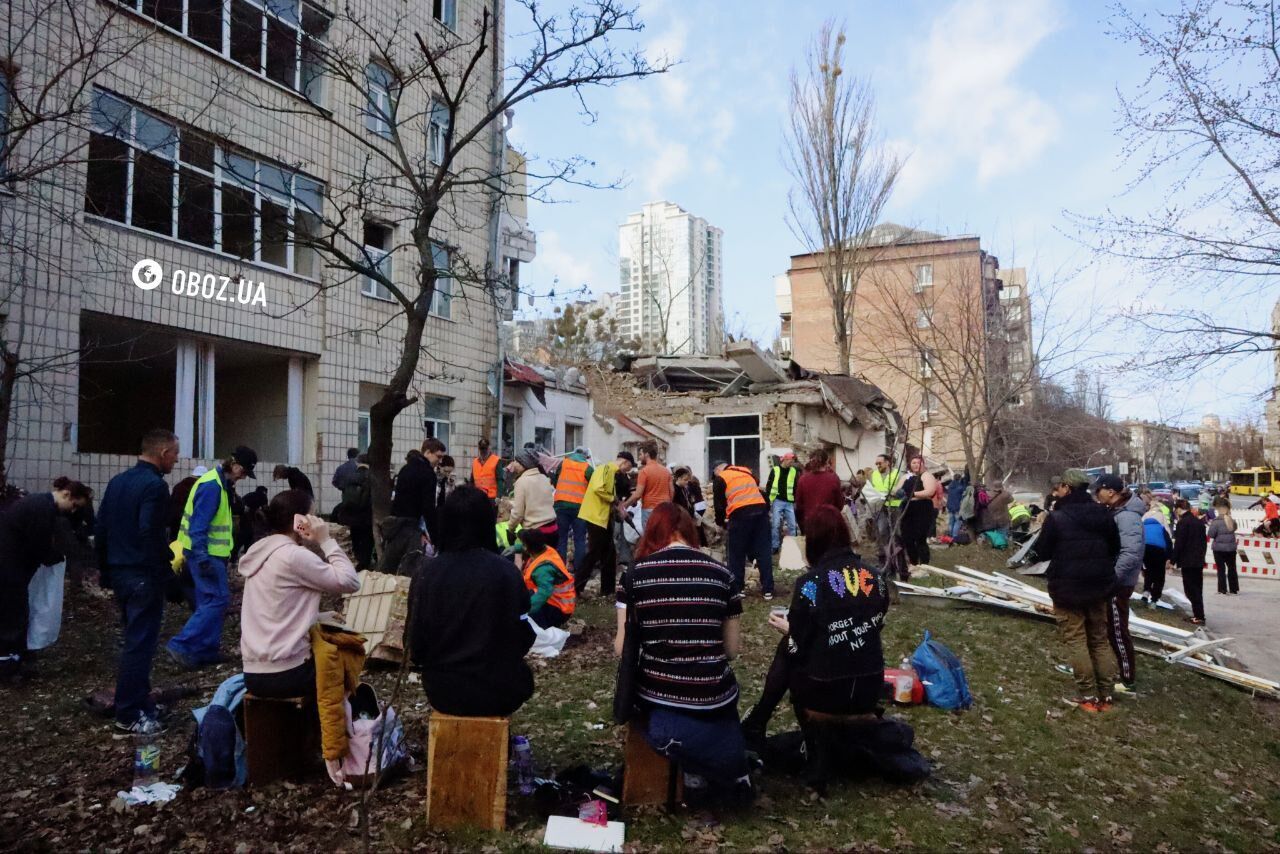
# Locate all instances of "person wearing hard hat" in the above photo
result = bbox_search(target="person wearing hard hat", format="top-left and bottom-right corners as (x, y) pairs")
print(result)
(167, 445), (257, 670)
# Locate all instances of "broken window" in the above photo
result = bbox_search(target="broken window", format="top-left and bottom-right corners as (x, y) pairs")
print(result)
(362, 222), (394, 300)
(77, 315), (178, 455)
(534, 425), (555, 451)
(433, 0), (457, 30)
(707, 414), (761, 478)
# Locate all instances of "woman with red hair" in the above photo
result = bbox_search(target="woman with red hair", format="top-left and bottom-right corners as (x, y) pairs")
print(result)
(741, 505), (889, 765)
(613, 502), (751, 803)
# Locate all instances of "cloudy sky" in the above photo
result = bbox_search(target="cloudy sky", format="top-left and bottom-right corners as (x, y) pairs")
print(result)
(506, 0), (1272, 427)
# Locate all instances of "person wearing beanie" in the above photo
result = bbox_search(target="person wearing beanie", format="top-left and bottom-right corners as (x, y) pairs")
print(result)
(1036, 468), (1120, 712)
(507, 449), (556, 554)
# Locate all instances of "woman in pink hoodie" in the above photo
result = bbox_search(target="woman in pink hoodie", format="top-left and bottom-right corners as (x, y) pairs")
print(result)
(238, 490), (360, 698)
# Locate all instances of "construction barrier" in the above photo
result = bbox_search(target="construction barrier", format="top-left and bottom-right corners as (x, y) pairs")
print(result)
(1205, 533), (1280, 579)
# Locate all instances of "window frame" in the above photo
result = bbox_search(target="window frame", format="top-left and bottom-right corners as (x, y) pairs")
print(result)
(426, 98), (451, 165)
(423, 395), (452, 447)
(432, 0), (458, 31)
(364, 62), (395, 139)
(360, 221), (395, 301)
(84, 88), (325, 277)
(429, 241), (453, 319)
(706, 413), (762, 474)
(112, 0), (332, 101)
(913, 264), (933, 293)
(915, 307), (933, 329)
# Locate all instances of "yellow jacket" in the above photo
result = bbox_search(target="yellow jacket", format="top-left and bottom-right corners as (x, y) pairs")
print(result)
(578, 462), (618, 529)
(309, 623), (367, 761)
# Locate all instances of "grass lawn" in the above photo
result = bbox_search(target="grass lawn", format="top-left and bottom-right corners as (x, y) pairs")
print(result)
(3, 542), (1279, 851)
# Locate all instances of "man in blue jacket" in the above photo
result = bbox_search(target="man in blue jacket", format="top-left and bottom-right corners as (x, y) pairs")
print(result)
(166, 445), (256, 671)
(96, 429), (180, 735)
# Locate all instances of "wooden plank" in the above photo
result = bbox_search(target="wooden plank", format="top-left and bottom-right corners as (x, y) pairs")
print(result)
(622, 724), (682, 806)
(426, 713), (509, 832)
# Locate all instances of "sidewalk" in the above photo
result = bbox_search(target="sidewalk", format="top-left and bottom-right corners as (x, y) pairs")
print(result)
(1163, 572), (1280, 682)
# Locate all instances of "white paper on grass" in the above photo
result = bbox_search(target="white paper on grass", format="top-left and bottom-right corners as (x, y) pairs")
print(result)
(527, 617), (571, 658)
(542, 815), (625, 853)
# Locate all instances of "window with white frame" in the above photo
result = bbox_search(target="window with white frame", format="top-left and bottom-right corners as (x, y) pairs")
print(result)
(921, 387), (937, 415)
(427, 99), (450, 164)
(919, 349), (934, 378)
(365, 63), (394, 138)
(430, 242), (453, 319)
(707, 414), (762, 476)
(84, 89), (324, 275)
(1005, 303), (1025, 323)
(432, 0), (457, 29)
(565, 422), (583, 454)
(1000, 285), (1021, 300)
(423, 396), (451, 447)
(915, 308), (932, 329)
(361, 221), (394, 300)
(114, 0), (330, 99)
(914, 264), (933, 292)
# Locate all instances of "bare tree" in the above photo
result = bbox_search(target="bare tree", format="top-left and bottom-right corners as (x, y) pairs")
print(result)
(1076, 1), (1280, 379)
(215, 2), (669, 525)
(990, 380), (1124, 486)
(0, 1), (159, 486)
(514, 301), (638, 367)
(783, 19), (901, 376)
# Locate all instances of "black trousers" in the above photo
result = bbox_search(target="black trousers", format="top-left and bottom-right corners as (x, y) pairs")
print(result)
(1142, 547), (1167, 601)
(1213, 550), (1239, 594)
(742, 638), (880, 735)
(245, 658), (316, 699)
(576, 521), (617, 596)
(0, 581), (29, 661)
(1182, 565), (1205, 621)
(349, 522), (375, 569)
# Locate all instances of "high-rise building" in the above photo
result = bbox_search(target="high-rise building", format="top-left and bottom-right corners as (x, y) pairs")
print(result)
(618, 202), (724, 355)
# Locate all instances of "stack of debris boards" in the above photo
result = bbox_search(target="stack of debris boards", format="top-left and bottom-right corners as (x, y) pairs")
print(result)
(899, 564), (1280, 699)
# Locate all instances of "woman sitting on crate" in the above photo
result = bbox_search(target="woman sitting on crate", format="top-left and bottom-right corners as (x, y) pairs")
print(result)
(613, 502), (752, 804)
(740, 506), (893, 788)
(238, 489), (361, 698)
(407, 487), (537, 717)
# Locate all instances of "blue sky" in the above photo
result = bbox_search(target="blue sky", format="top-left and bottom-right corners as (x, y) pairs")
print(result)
(506, 0), (1272, 428)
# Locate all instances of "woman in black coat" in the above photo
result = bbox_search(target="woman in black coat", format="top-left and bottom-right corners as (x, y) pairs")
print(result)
(0, 477), (94, 682)
(1172, 499), (1208, 625)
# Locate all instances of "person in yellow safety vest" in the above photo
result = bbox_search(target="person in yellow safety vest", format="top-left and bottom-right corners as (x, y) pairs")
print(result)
(550, 447), (595, 576)
(1009, 500), (1032, 531)
(714, 461), (775, 599)
(167, 445), (257, 671)
(764, 453), (800, 554)
(471, 437), (502, 501)
(522, 540), (575, 628)
(869, 454), (904, 547)
(496, 520), (522, 554)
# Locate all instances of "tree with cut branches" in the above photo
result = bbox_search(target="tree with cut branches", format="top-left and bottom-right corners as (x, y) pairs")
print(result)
(783, 19), (901, 376)
(218, 2), (669, 525)
(1077, 1), (1280, 381)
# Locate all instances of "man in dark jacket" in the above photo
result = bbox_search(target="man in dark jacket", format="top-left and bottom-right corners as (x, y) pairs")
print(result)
(332, 448), (359, 492)
(273, 464), (314, 498)
(1036, 468), (1120, 712)
(95, 429), (179, 734)
(1094, 475), (1145, 691)
(379, 438), (445, 574)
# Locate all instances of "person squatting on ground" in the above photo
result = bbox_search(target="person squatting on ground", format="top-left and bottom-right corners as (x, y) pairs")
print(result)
(575, 453), (631, 597)
(550, 447), (594, 578)
(238, 489), (360, 700)
(1094, 474), (1144, 691)
(741, 506), (889, 762)
(521, 528), (577, 630)
(380, 438), (446, 574)
(408, 487), (536, 717)
(1207, 498), (1239, 595)
(763, 454), (799, 555)
(1036, 468), (1120, 712)
(614, 503), (752, 803)
(1140, 497), (1172, 605)
(714, 461), (775, 599)
(167, 445), (258, 671)
(1172, 499), (1208, 625)
(0, 476), (95, 685)
(899, 455), (938, 569)
(95, 429), (179, 732)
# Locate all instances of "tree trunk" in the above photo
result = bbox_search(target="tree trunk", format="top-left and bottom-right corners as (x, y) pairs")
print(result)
(0, 346), (16, 489)
(368, 310), (428, 536)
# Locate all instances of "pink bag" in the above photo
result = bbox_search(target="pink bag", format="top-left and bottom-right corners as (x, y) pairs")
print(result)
(335, 683), (408, 788)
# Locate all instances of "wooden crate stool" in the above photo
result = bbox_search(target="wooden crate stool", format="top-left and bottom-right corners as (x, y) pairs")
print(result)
(622, 723), (683, 806)
(243, 694), (321, 786)
(426, 713), (509, 832)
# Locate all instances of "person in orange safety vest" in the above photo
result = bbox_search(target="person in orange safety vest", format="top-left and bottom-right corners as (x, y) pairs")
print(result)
(470, 438), (503, 501)
(522, 540), (575, 629)
(550, 447), (594, 576)
(714, 461), (774, 599)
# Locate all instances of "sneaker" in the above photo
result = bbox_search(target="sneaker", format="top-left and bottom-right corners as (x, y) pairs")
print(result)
(762, 592), (774, 601)
(1190, 618), (1206, 626)
(1054, 664), (1074, 676)
(1097, 696), (1114, 712)
(115, 715), (167, 736)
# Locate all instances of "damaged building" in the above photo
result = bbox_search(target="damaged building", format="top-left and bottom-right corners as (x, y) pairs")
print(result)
(586, 341), (901, 479)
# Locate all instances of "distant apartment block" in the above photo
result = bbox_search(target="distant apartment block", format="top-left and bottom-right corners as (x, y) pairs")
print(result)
(618, 202), (724, 355)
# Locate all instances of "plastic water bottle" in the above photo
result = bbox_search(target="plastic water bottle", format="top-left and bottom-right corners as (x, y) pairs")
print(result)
(894, 656), (916, 704)
(132, 733), (160, 788)
(512, 736), (534, 795)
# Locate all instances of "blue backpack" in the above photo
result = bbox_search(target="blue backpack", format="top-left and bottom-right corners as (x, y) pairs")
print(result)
(188, 674), (248, 789)
(911, 631), (973, 710)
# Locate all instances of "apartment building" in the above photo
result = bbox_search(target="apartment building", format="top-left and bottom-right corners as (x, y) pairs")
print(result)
(1, 0), (530, 509)
(781, 225), (1011, 471)
(1266, 299), (1280, 466)
(618, 201), (724, 356)
(1122, 420), (1202, 482)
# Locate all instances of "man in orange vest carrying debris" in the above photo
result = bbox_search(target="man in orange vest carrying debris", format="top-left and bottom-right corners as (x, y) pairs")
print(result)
(470, 437), (503, 503)
(551, 447), (595, 577)
(714, 460), (775, 600)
